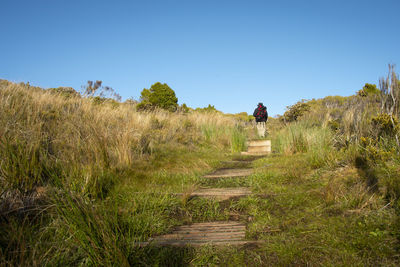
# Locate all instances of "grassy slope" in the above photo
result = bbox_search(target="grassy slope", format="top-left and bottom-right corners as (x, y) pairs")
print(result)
(121, 153), (399, 266)
(1, 80), (400, 266)
(0, 81), (247, 266)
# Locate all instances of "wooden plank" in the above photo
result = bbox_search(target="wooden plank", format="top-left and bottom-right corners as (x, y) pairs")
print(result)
(202, 168), (253, 179)
(166, 226), (245, 232)
(248, 140), (271, 147)
(139, 240), (260, 247)
(153, 233), (245, 240)
(241, 151), (270, 156)
(176, 221), (244, 227)
(190, 187), (252, 199)
(177, 224), (245, 229)
(140, 221), (250, 247)
(175, 227), (245, 233)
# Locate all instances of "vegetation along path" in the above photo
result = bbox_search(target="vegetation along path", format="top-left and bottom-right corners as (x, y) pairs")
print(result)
(143, 156), (260, 246)
(2, 79), (400, 266)
(136, 150), (400, 266)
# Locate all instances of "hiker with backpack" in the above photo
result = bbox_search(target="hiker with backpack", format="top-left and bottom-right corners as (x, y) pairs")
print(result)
(253, 102), (268, 137)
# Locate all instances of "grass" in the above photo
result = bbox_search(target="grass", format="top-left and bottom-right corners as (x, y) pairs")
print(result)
(2, 79), (400, 265)
(243, 155), (400, 266)
(0, 81), (248, 266)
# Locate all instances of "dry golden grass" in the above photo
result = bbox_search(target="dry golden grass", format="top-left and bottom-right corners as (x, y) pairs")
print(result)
(0, 81), (246, 194)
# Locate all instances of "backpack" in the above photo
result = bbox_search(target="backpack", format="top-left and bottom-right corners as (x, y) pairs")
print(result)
(255, 105), (267, 121)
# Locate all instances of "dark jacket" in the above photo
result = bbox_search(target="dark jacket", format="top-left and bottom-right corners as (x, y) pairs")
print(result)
(253, 104), (268, 122)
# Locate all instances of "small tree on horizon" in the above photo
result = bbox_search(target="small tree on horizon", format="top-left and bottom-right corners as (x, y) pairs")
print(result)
(357, 83), (380, 97)
(138, 82), (178, 112)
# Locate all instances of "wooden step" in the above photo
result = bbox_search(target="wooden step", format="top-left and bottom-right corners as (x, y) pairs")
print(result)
(248, 146), (270, 153)
(140, 221), (254, 246)
(190, 187), (252, 200)
(202, 168), (253, 179)
(242, 140), (271, 155)
(248, 140), (271, 147)
(241, 151), (269, 156)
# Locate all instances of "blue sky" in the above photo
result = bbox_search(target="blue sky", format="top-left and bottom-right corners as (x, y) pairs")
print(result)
(1, 0), (399, 116)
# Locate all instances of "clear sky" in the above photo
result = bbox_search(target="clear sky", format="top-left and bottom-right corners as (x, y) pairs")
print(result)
(1, 0), (399, 116)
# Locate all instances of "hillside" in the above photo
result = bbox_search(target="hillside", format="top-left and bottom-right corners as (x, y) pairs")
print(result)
(1, 74), (400, 265)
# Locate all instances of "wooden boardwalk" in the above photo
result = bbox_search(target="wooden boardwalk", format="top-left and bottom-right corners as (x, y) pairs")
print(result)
(190, 187), (252, 200)
(241, 140), (271, 156)
(140, 153), (266, 247)
(141, 221), (251, 246)
(202, 168), (253, 179)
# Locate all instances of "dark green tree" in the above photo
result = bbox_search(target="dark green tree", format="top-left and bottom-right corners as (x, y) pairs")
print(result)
(357, 83), (380, 97)
(138, 82), (178, 112)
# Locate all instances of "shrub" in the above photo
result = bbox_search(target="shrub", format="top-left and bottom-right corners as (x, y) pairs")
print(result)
(179, 103), (190, 113)
(327, 119), (340, 131)
(195, 104), (220, 113)
(371, 113), (399, 138)
(357, 83), (380, 97)
(282, 100), (310, 122)
(359, 136), (393, 163)
(138, 82), (178, 112)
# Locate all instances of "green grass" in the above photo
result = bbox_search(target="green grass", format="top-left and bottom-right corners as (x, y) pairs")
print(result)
(240, 154), (400, 266)
(2, 79), (400, 266)
(3, 148), (400, 266)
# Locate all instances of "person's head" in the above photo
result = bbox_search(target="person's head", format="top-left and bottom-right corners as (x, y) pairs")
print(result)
(258, 102), (263, 106)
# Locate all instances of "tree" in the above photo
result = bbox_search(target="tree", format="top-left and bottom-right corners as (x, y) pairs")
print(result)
(138, 82), (178, 112)
(357, 83), (380, 97)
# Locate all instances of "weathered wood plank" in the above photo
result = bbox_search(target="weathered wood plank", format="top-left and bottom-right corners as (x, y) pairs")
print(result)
(190, 187), (252, 200)
(139, 221), (251, 246)
(139, 240), (262, 247)
(176, 221), (244, 227)
(202, 168), (253, 179)
(153, 233), (245, 240)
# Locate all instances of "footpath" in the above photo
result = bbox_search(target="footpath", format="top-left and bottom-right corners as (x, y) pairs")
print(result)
(141, 140), (270, 246)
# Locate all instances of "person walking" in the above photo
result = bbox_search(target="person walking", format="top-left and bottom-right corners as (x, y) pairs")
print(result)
(253, 102), (268, 137)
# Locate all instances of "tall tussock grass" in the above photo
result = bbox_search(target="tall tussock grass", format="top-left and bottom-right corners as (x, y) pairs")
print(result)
(271, 91), (383, 167)
(0, 81), (245, 195)
(270, 68), (400, 256)
(0, 81), (247, 265)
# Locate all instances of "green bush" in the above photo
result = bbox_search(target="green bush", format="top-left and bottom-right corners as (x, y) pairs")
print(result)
(179, 103), (190, 113)
(138, 82), (178, 112)
(282, 100), (310, 122)
(371, 113), (399, 138)
(357, 83), (380, 97)
(195, 104), (220, 113)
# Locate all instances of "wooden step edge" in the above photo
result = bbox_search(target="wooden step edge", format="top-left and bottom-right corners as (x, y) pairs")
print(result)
(202, 174), (252, 179)
(128, 192), (271, 199)
(241, 152), (270, 156)
(247, 144), (271, 147)
(176, 222), (245, 227)
(135, 240), (264, 247)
